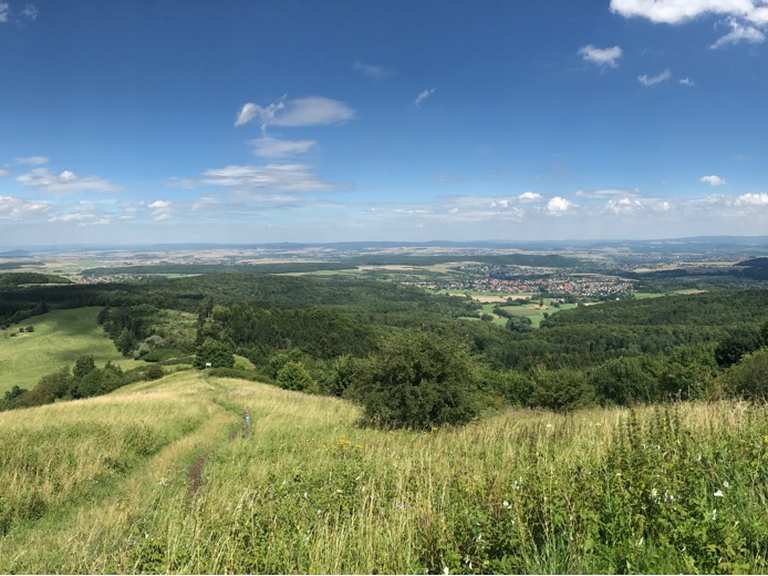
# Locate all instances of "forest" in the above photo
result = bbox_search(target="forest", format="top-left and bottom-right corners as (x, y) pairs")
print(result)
(3, 271), (767, 426)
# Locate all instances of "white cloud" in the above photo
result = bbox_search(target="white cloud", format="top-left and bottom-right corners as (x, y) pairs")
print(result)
(0, 195), (48, 219)
(638, 69), (672, 86)
(518, 191), (543, 202)
(606, 196), (645, 214)
(611, 1), (768, 48)
(48, 212), (111, 226)
(711, 19), (766, 47)
(235, 97), (355, 129)
(414, 88), (436, 106)
(17, 168), (119, 193)
(249, 136), (316, 158)
(202, 164), (332, 192)
(149, 199), (173, 221)
(352, 61), (392, 79)
(679, 77), (696, 86)
(735, 192), (768, 206)
(576, 188), (639, 198)
(578, 45), (623, 68)
(15, 156), (48, 165)
(610, 0), (768, 25)
(546, 196), (576, 214)
(0, 2), (8, 22)
(700, 174), (726, 186)
(0, 169), (8, 177)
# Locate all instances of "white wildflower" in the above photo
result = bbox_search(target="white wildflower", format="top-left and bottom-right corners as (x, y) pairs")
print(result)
(723, 480), (730, 489)
(502, 500), (511, 509)
(713, 489), (724, 498)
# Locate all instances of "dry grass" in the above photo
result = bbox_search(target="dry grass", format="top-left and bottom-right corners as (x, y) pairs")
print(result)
(2, 372), (767, 573)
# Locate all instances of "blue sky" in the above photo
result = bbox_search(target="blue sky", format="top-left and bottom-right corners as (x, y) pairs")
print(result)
(1, 0), (767, 245)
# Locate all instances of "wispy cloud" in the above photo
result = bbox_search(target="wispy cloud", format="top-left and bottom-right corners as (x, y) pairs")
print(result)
(202, 164), (333, 192)
(711, 19), (766, 48)
(414, 88), (436, 106)
(638, 69), (672, 87)
(352, 61), (393, 79)
(700, 174), (726, 187)
(20, 3), (37, 21)
(235, 97), (355, 129)
(679, 77), (696, 87)
(0, 195), (48, 219)
(148, 199), (173, 221)
(518, 191), (543, 202)
(0, 2), (9, 23)
(17, 168), (119, 193)
(0, 169), (9, 177)
(15, 155), (48, 165)
(249, 136), (316, 158)
(578, 44), (623, 68)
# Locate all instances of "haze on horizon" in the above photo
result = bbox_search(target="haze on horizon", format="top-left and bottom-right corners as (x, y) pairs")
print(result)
(1, 0), (766, 246)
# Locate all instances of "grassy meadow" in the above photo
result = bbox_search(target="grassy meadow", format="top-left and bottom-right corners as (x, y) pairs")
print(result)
(2, 370), (768, 573)
(0, 307), (144, 393)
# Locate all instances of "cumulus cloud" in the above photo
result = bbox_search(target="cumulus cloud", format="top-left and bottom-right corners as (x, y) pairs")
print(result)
(414, 88), (436, 106)
(610, 0), (768, 25)
(578, 44), (624, 67)
(638, 69), (672, 87)
(735, 192), (768, 206)
(235, 97), (355, 129)
(0, 195), (48, 219)
(249, 136), (316, 158)
(546, 196), (576, 214)
(202, 164), (333, 192)
(17, 168), (119, 193)
(610, 0), (768, 47)
(700, 174), (726, 186)
(15, 155), (48, 165)
(711, 19), (766, 48)
(518, 191), (543, 202)
(352, 61), (392, 79)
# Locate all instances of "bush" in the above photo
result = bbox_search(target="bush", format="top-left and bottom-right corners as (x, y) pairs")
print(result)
(530, 368), (595, 412)
(590, 357), (658, 405)
(721, 348), (768, 400)
(350, 332), (482, 429)
(194, 338), (235, 369)
(715, 327), (763, 368)
(276, 361), (317, 392)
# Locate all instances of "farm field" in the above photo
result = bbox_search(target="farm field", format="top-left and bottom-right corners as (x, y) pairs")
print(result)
(2, 370), (767, 573)
(0, 307), (143, 393)
(497, 299), (579, 328)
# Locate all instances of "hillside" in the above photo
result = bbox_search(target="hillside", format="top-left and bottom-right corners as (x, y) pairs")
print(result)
(0, 307), (143, 393)
(2, 370), (767, 573)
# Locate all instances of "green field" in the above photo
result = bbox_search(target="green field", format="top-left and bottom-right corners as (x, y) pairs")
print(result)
(2, 370), (767, 573)
(497, 299), (579, 328)
(0, 307), (143, 393)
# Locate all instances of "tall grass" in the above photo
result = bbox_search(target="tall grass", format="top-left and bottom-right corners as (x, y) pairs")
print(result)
(2, 371), (768, 573)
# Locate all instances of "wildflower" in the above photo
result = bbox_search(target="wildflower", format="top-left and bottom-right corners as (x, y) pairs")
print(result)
(710, 509), (718, 521)
(303, 492), (308, 499)
(723, 480), (730, 489)
(336, 489), (343, 494)
(502, 500), (511, 509)
(713, 489), (724, 497)
(650, 488), (658, 499)
(443, 567), (450, 575)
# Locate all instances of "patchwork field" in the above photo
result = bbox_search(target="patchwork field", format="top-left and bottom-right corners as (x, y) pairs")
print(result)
(0, 307), (143, 393)
(2, 370), (767, 573)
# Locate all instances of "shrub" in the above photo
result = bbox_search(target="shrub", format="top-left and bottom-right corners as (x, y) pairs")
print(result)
(276, 361), (317, 392)
(194, 338), (235, 369)
(590, 357), (658, 405)
(350, 332), (482, 429)
(720, 348), (768, 400)
(530, 368), (595, 412)
(715, 327), (763, 368)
